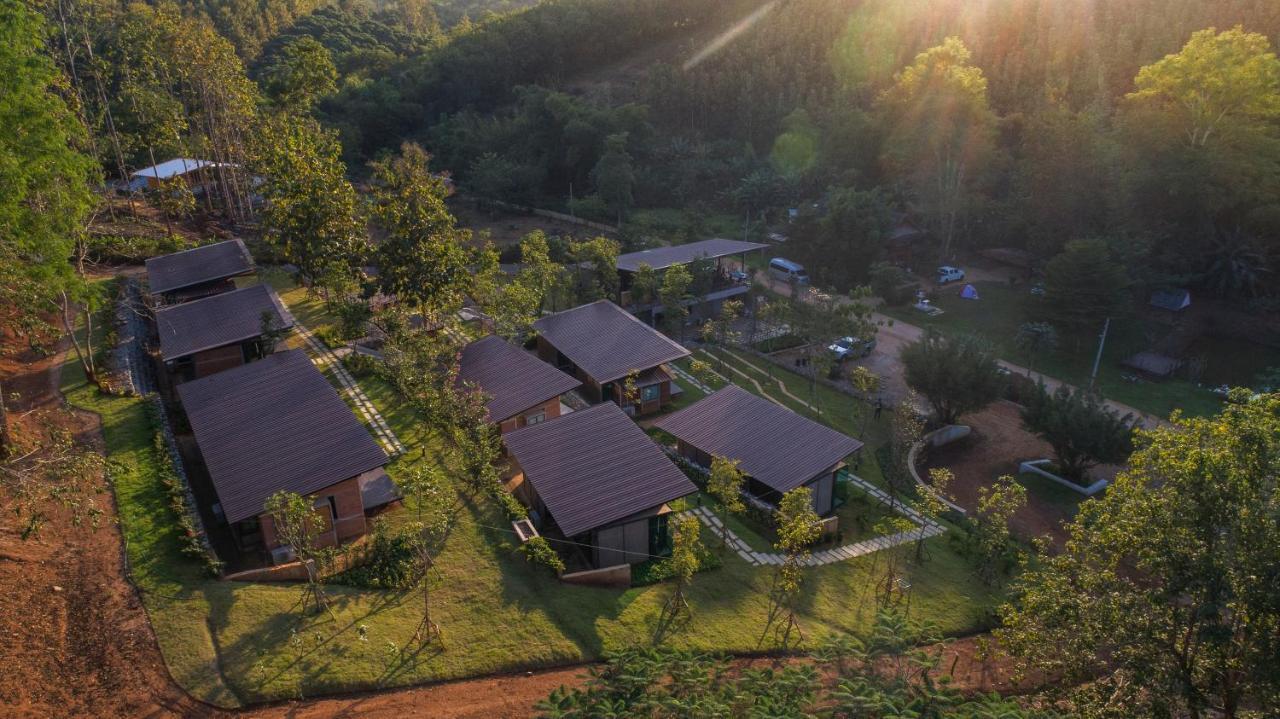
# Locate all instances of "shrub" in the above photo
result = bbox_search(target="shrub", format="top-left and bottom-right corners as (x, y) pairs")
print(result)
(632, 545), (723, 586)
(518, 536), (565, 574)
(342, 351), (381, 379)
(331, 522), (420, 589)
(147, 401), (223, 577)
(86, 233), (188, 264)
(754, 333), (805, 353)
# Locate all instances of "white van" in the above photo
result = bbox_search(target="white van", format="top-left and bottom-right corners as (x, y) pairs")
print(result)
(769, 258), (809, 285)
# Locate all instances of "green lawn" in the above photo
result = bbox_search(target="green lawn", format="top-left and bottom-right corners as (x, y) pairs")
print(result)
(66, 276), (1002, 707)
(880, 281), (1223, 418)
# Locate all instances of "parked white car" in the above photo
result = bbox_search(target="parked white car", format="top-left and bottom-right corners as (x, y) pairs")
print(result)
(936, 266), (966, 284)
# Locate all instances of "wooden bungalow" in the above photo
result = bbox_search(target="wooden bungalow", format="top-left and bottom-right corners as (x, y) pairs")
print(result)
(457, 335), (581, 433)
(154, 284), (294, 383)
(176, 350), (393, 562)
(502, 402), (697, 568)
(145, 238), (255, 305)
(531, 300), (690, 416)
(653, 385), (864, 516)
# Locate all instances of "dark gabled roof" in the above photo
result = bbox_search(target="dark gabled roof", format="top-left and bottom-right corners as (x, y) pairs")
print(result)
(531, 300), (690, 384)
(154, 284), (294, 361)
(145, 239), (254, 295)
(176, 350), (387, 524)
(652, 385), (864, 494)
(458, 335), (581, 422)
(616, 238), (768, 273)
(503, 402), (696, 537)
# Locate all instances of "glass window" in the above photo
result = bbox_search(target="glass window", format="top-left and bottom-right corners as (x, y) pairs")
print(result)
(525, 410), (545, 426)
(641, 384), (660, 402)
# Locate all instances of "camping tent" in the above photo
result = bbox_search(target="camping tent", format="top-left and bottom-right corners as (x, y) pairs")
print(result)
(1150, 289), (1191, 312)
(960, 284), (979, 300)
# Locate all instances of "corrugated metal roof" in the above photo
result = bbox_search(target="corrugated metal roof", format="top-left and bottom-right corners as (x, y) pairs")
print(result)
(145, 239), (255, 295)
(154, 284), (294, 361)
(531, 300), (690, 384)
(457, 335), (581, 422)
(502, 402), (696, 537)
(652, 385), (864, 494)
(176, 350), (388, 524)
(616, 238), (768, 272)
(131, 158), (218, 179)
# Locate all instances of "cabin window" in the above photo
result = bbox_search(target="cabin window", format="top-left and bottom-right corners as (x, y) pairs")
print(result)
(641, 384), (660, 402)
(525, 410), (545, 426)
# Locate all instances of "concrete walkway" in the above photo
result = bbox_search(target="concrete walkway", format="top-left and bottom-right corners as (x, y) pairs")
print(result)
(295, 322), (406, 457)
(682, 474), (945, 567)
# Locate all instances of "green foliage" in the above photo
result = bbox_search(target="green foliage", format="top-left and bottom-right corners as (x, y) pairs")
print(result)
(793, 187), (892, 291)
(1013, 322), (1058, 374)
(263, 36), (337, 112)
(330, 522), (420, 590)
(868, 262), (915, 306)
(706, 456), (745, 551)
(568, 236), (621, 302)
(876, 36), (995, 258)
(264, 489), (335, 614)
(590, 132), (635, 224)
(1020, 384), (1136, 482)
(518, 536), (565, 574)
(1001, 395), (1280, 716)
(253, 113), (367, 292)
(0, 0), (97, 340)
(901, 331), (1003, 425)
(631, 545), (722, 587)
(370, 142), (476, 319)
(538, 610), (1049, 718)
(1041, 239), (1128, 335)
(657, 263), (692, 337)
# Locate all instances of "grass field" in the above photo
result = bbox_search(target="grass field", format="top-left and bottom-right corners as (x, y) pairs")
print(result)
(65, 275), (1002, 706)
(880, 281), (1223, 418)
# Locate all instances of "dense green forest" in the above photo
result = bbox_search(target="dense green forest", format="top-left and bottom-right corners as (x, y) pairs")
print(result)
(294, 0), (1277, 308)
(29, 0), (1280, 308)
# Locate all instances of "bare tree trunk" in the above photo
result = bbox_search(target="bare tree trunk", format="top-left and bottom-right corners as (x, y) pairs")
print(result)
(0, 379), (11, 460)
(59, 291), (97, 387)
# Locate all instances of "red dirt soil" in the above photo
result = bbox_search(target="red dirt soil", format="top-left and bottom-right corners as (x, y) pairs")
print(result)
(1, 327), (1029, 718)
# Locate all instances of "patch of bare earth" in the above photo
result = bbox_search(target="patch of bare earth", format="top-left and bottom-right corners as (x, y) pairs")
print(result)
(921, 400), (1079, 547)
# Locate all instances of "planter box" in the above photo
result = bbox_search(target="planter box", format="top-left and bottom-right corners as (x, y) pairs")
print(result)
(1018, 459), (1109, 496)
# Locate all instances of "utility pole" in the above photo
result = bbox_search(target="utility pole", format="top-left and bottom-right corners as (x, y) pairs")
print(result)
(1089, 317), (1110, 392)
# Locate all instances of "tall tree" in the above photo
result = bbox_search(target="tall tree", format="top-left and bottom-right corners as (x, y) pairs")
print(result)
(657, 263), (693, 339)
(264, 490), (334, 615)
(877, 37), (996, 260)
(657, 513), (702, 632)
(0, 0), (99, 394)
(253, 113), (367, 294)
(369, 142), (475, 322)
(1001, 395), (1280, 717)
(705, 456), (745, 552)
(901, 331), (1003, 425)
(1021, 384), (1136, 483)
(766, 486), (821, 649)
(590, 132), (634, 226)
(263, 36), (337, 113)
(396, 466), (451, 646)
(1041, 238), (1127, 337)
(967, 475), (1025, 586)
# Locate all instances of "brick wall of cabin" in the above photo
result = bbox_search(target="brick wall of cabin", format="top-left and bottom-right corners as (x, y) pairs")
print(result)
(497, 397), (563, 434)
(259, 475), (368, 551)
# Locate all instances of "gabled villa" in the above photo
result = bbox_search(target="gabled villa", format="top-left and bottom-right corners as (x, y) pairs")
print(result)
(145, 238), (255, 305)
(653, 385), (864, 516)
(502, 402), (696, 569)
(153, 283), (294, 382)
(531, 300), (690, 416)
(457, 335), (581, 433)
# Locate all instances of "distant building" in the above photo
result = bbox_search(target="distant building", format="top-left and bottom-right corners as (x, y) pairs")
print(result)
(176, 350), (393, 560)
(532, 300), (690, 416)
(153, 284), (294, 382)
(457, 335), (581, 434)
(128, 158), (223, 192)
(145, 239), (255, 305)
(502, 402), (696, 568)
(616, 238), (766, 324)
(654, 385), (864, 517)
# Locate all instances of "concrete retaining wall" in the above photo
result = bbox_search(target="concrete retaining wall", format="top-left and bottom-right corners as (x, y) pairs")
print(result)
(560, 563), (631, 588)
(1019, 459), (1109, 496)
(908, 425), (971, 516)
